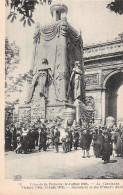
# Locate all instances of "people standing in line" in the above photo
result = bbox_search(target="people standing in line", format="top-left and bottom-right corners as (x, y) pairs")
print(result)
(80, 129), (92, 158)
(54, 127), (60, 153)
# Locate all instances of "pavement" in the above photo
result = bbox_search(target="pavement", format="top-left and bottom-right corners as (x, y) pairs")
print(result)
(5, 146), (123, 179)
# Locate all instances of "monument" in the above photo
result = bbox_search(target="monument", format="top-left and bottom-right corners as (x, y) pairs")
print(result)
(84, 35), (123, 126)
(19, 4), (90, 125)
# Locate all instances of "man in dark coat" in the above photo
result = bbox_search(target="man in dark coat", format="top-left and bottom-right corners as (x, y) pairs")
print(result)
(68, 127), (73, 151)
(5, 126), (12, 151)
(80, 129), (92, 158)
(27, 128), (35, 151)
(73, 130), (79, 150)
(93, 129), (103, 158)
(54, 127), (60, 152)
(35, 129), (39, 146)
(12, 124), (17, 150)
(39, 127), (47, 151)
(102, 130), (112, 164)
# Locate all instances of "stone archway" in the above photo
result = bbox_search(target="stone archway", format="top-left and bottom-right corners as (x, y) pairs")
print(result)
(104, 71), (123, 125)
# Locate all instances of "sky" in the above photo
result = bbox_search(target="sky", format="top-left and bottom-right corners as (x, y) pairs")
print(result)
(6, 0), (123, 73)
(5, 0), (123, 118)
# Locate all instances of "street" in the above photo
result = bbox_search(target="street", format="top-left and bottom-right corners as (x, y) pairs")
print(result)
(5, 146), (123, 179)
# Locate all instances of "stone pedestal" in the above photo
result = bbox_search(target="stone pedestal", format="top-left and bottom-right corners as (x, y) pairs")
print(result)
(31, 98), (45, 122)
(18, 105), (31, 125)
(62, 107), (76, 126)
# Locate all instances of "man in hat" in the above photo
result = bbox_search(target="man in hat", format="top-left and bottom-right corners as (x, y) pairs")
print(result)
(39, 125), (47, 151)
(80, 129), (92, 158)
(5, 125), (12, 151)
(54, 127), (60, 152)
(93, 128), (103, 158)
(68, 127), (73, 151)
(102, 128), (112, 163)
(73, 123), (80, 150)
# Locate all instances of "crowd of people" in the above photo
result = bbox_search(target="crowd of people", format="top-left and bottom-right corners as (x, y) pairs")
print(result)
(5, 119), (123, 164)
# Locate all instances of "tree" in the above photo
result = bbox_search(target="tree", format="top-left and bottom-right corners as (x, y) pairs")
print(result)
(5, 37), (32, 97)
(5, 38), (32, 124)
(5, 37), (20, 96)
(6, 0), (52, 27)
(107, 0), (123, 15)
(5, 99), (20, 125)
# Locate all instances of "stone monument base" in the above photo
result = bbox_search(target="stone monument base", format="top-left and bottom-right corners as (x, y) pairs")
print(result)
(18, 99), (76, 125)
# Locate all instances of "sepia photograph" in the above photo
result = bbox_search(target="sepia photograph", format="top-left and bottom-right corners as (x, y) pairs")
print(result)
(3, 0), (123, 184)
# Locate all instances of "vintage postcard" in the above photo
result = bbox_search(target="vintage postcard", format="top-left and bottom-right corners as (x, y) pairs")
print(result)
(0, 0), (123, 194)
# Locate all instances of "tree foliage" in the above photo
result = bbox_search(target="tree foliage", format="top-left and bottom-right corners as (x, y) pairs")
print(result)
(5, 37), (21, 96)
(6, 0), (52, 27)
(5, 99), (20, 125)
(5, 37), (32, 97)
(5, 38), (33, 124)
(107, 0), (123, 15)
(5, 37), (20, 77)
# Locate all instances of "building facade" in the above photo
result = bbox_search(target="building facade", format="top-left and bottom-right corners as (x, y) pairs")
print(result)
(84, 37), (123, 126)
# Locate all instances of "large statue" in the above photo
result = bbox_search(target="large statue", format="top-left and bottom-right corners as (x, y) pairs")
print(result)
(67, 61), (83, 101)
(26, 58), (52, 103)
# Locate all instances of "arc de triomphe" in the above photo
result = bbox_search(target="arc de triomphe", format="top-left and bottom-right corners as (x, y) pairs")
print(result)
(84, 36), (123, 126)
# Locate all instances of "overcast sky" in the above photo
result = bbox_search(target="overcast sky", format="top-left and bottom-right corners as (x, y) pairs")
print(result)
(5, 0), (123, 118)
(6, 0), (123, 72)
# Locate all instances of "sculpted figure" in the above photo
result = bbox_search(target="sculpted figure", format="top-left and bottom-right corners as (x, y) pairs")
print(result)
(26, 58), (52, 103)
(67, 61), (83, 101)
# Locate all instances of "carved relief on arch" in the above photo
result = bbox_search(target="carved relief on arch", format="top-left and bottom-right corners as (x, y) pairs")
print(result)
(102, 69), (114, 87)
(85, 96), (95, 110)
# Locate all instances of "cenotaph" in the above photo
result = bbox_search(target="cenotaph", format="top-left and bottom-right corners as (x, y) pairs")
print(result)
(19, 4), (86, 125)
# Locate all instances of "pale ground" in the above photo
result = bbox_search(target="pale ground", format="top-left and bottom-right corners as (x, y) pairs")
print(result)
(5, 146), (123, 179)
